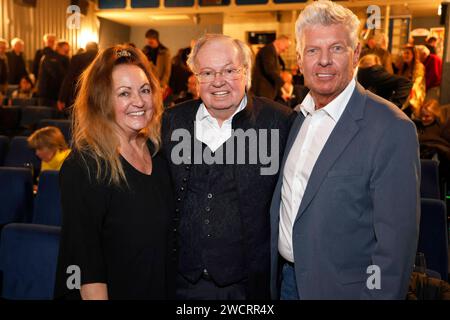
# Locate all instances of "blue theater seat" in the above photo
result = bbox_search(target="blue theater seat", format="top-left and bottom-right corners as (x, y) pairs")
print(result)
(0, 135), (8, 165)
(33, 170), (62, 226)
(420, 159), (440, 199)
(0, 223), (60, 299)
(20, 106), (55, 130)
(418, 198), (449, 281)
(0, 107), (21, 134)
(4, 136), (41, 175)
(0, 168), (33, 224)
(11, 98), (38, 107)
(38, 119), (72, 145)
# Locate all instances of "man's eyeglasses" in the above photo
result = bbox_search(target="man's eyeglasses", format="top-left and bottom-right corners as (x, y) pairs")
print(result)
(195, 67), (244, 83)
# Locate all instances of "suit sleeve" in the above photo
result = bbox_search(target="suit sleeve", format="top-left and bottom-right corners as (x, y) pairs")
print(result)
(362, 117), (420, 299)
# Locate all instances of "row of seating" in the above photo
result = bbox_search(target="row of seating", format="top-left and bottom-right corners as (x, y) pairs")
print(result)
(0, 124), (71, 167)
(0, 223), (60, 300)
(0, 136), (40, 171)
(0, 169), (62, 226)
(0, 106), (64, 135)
(0, 160), (447, 299)
(0, 199), (446, 300)
(2, 98), (39, 107)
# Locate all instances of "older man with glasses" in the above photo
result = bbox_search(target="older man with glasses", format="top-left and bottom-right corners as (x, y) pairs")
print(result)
(162, 33), (294, 300)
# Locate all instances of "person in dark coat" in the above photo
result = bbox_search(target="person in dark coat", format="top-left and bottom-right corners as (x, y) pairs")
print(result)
(32, 34), (56, 79)
(169, 47), (192, 98)
(142, 29), (171, 90)
(0, 38), (8, 99)
(6, 38), (28, 85)
(357, 54), (412, 108)
(162, 34), (294, 300)
(58, 42), (98, 112)
(37, 41), (70, 107)
(251, 35), (291, 100)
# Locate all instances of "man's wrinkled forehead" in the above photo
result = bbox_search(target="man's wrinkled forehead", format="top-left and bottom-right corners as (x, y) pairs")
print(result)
(298, 24), (352, 50)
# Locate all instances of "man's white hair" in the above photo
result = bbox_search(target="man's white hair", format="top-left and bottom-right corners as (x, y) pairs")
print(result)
(415, 45), (430, 58)
(0, 38), (8, 47)
(11, 37), (24, 47)
(187, 33), (254, 90)
(295, 0), (360, 55)
(43, 33), (56, 42)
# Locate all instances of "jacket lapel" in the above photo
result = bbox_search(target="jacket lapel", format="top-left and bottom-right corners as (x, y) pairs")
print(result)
(279, 112), (305, 175)
(294, 83), (367, 223)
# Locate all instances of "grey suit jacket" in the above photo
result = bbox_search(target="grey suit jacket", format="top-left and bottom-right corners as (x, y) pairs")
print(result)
(269, 83), (420, 299)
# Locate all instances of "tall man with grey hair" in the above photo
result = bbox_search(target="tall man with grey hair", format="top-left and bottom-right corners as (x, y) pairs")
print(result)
(162, 34), (294, 299)
(6, 38), (28, 85)
(0, 38), (8, 99)
(270, 0), (420, 300)
(33, 33), (56, 79)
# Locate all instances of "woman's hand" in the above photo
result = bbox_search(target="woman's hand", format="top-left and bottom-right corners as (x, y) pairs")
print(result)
(80, 283), (108, 300)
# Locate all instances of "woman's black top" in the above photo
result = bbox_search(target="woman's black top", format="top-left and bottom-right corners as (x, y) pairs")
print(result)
(54, 143), (175, 300)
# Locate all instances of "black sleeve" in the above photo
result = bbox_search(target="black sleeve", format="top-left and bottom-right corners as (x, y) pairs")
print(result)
(390, 75), (413, 108)
(32, 50), (41, 78)
(260, 46), (284, 90)
(57, 153), (109, 288)
(0, 59), (7, 85)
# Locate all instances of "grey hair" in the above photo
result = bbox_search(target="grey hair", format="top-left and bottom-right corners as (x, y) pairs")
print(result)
(295, 0), (360, 55)
(187, 33), (254, 89)
(0, 38), (8, 47)
(11, 37), (24, 47)
(43, 33), (56, 42)
(415, 45), (430, 57)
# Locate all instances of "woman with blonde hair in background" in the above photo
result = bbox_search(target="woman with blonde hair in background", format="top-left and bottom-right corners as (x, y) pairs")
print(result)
(27, 126), (70, 172)
(54, 45), (175, 300)
(396, 45), (426, 117)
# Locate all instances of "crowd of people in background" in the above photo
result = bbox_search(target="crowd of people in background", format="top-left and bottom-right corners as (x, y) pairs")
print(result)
(0, 27), (444, 119)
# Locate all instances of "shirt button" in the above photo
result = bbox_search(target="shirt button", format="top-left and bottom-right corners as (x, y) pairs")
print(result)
(205, 207), (211, 212)
(185, 165), (191, 171)
(180, 186), (185, 192)
(207, 193), (213, 199)
(175, 208), (180, 213)
(204, 219), (210, 225)
(207, 234), (211, 238)
(182, 177), (187, 182)
(176, 197), (181, 202)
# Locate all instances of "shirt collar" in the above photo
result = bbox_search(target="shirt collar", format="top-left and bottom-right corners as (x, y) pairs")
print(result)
(197, 94), (247, 124)
(299, 79), (356, 122)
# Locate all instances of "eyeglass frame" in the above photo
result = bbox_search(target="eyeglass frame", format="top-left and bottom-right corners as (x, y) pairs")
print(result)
(194, 66), (246, 83)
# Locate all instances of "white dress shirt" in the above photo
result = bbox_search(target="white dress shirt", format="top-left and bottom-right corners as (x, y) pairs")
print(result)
(278, 79), (356, 262)
(195, 95), (247, 152)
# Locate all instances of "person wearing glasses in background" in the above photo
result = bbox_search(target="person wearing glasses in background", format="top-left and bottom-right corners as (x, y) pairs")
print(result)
(162, 34), (294, 300)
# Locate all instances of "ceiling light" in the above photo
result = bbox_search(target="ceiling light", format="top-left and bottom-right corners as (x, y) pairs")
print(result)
(150, 15), (190, 21)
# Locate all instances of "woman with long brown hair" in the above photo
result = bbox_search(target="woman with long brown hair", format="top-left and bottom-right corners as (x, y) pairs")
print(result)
(396, 45), (426, 117)
(54, 45), (175, 300)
